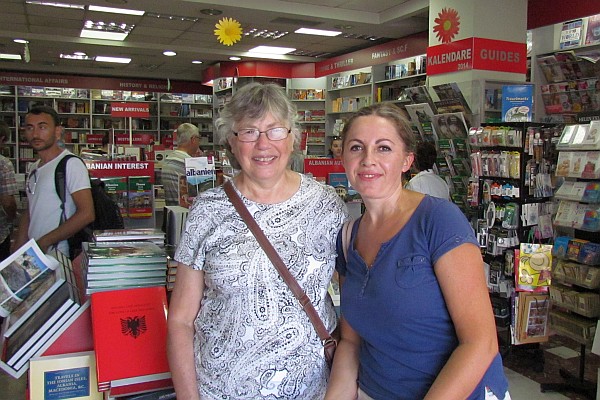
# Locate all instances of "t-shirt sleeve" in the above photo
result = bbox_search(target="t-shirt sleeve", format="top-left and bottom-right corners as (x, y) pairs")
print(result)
(426, 200), (479, 264)
(65, 157), (91, 194)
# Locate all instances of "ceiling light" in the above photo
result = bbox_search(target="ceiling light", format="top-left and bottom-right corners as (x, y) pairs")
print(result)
(80, 20), (135, 41)
(229, 56), (241, 61)
(88, 5), (144, 15)
(25, 1), (85, 9)
(146, 12), (198, 22)
(244, 28), (289, 40)
(60, 53), (93, 60)
(73, 51), (86, 56)
(295, 28), (341, 37)
(163, 50), (177, 56)
(248, 46), (295, 55)
(13, 39), (29, 44)
(200, 8), (222, 16)
(192, 60), (203, 64)
(95, 56), (131, 63)
(0, 53), (22, 60)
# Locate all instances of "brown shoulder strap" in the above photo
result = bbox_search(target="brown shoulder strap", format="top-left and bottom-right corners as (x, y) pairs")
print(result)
(223, 180), (333, 344)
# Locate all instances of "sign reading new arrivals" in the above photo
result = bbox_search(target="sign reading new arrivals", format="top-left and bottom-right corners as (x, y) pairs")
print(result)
(111, 102), (150, 118)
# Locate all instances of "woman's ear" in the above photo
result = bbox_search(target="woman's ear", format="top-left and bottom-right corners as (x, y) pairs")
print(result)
(403, 153), (415, 172)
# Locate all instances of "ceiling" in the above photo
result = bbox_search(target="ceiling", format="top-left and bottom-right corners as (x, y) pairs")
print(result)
(0, 0), (430, 83)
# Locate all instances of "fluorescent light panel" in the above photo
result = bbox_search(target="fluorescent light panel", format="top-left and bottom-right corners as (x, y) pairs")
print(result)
(60, 53), (93, 60)
(81, 29), (128, 41)
(95, 56), (131, 63)
(248, 46), (295, 55)
(88, 5), (145, 16)
(80, 20), (135, 41)
(0, 53), (22, 60)
(25, 1), (85, 9)
(295, 27), (341, 37)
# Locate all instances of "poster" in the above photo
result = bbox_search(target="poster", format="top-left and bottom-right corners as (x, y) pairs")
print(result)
(559, 19), (584, 49)
(502, 85), (533, 122)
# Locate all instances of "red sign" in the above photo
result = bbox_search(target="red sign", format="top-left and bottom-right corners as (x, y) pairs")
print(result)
(85, 161), (155, 183)
(111, 102), (150, 117)
(86, 134), (105, 145)
(472, 38), (527, 74)
(427, 37), (527, 76)
(426, 38), (474, 75)
(315, 32), (428, 77)
(0, 71), (211, 94)
(303, 158), (345, 182)
(114, 133), (155, 145)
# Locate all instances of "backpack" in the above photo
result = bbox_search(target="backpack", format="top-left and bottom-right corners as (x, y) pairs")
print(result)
(55, 154), (124, 259)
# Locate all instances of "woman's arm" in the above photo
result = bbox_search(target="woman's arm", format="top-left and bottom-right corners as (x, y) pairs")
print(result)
(325, 276), (361, 400)
(424, 243), (499, 400)
(167, 264), (204, 400)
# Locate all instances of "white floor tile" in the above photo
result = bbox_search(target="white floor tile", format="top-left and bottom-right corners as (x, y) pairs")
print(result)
(505, 367), (570, 400)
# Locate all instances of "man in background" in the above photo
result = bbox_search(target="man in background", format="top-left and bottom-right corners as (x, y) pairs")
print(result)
(12, 106), (94, 256)
(0, 121), (17, 261)
(161, 123), (202, 206)
(405, 141), (450, 200)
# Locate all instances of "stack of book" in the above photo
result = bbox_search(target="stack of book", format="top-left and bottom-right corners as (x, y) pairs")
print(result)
(82, 241), (168, 295)
(93, 228), (166, 247)
(0, 241), (84, 378)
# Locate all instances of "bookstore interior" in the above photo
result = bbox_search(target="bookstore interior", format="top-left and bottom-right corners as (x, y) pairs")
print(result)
(2, 0), (600, 399)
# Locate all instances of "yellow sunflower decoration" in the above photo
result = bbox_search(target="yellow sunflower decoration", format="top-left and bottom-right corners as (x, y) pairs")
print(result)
(214, 17), (243, 46)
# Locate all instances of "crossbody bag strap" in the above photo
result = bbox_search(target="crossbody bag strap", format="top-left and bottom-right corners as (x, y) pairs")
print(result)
(223, 180), (334, 345)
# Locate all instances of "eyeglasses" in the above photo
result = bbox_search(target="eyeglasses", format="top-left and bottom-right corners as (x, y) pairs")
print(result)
(233, 127), (291, 142)
(26, 169), (38, 195)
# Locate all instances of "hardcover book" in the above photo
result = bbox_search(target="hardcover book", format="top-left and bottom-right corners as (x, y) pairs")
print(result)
(82, 242), (167, 266)
(92, 228), (165, 243)
(90, 286), (170, 391)
(29, 351), (103, 400)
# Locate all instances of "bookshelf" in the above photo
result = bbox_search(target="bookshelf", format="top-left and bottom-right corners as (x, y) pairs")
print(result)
(371, 54), (427, 106)
(325, 67), (372, 154)
(287, 77), (327, 156)
(535, 46), (600, 123)
(0, 85), (213, 174)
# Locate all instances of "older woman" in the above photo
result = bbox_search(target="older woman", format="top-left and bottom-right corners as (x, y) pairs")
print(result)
(167, 82), (347, 400)
(326, 103), (509, 400)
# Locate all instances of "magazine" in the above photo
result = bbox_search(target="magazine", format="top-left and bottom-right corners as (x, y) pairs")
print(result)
(0, 240), (60, 317)
(405, 103), (438, 143)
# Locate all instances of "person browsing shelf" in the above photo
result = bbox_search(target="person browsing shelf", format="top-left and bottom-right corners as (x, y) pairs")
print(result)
(405, 140), (450, 200)
(160, 122), (203, 206)
(328, 136), (343, 159)
(325, 103), (509, 400)
(0, 120), (17, 261)
(12, 105), (94, 256)
(167, 82), (348, 400)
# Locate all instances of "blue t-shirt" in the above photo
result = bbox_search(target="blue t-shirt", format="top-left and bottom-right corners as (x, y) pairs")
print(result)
(337, 196), (508, 400)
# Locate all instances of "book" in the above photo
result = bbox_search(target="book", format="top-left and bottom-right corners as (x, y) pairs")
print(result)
(431, 82), (472, 115)
(83, 242), (167, 266)
(90, 286), (170, 391)
(93, 228), (165, 244)
(1, 284), (81, 377)
(29, 351), (103, 400)
(405, 103), (437, 142)
(128, 176), (153, 219)
(0, 239), (60, 317)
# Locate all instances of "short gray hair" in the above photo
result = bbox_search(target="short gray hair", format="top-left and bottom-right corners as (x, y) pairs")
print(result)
(176, 123), (199, 146)
(215, 82), (300, 170)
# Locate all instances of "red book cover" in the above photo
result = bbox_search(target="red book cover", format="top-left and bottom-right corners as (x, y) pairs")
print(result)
(108, 378), (173, 397)
(90, 286), (169, 390)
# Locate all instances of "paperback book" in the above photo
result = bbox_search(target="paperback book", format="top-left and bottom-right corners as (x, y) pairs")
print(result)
(0, 239), (60, 317)
(29, 351), (103, 400)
